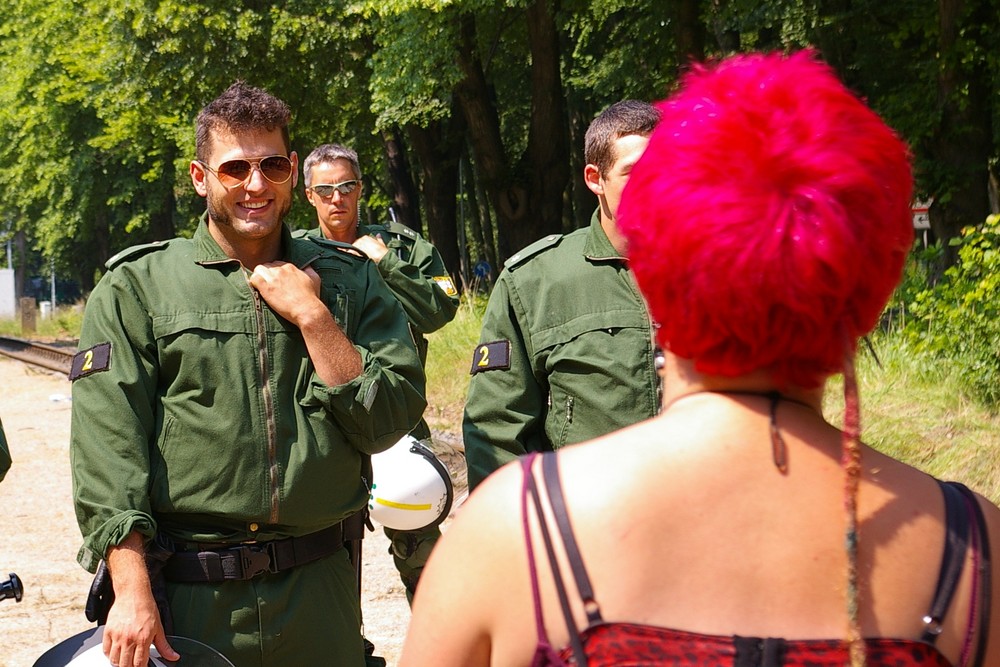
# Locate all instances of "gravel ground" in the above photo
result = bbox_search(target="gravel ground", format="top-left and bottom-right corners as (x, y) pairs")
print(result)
(0, 356), (465, 666)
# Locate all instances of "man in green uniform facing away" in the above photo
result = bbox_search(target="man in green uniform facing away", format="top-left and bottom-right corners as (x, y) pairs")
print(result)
(298, 143), (459, 603)
(70, 82), (425, 667)
(0, 415), (10, 483)
(463, 100), (662, 489)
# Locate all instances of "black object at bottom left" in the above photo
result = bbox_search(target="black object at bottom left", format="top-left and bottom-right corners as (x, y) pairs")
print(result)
(33, 626), (235, 667)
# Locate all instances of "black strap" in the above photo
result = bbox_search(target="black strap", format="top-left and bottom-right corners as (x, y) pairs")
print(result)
(950, 482), (991, 667)
(923, 481), (992, 667)
(527, 455), (588, 667)
(163, 523), (344, 583)
(541, 452), (603, 626)
(923, 481), (972, 642)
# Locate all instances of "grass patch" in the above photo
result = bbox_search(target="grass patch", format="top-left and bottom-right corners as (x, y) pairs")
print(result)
(825, 335), (1000, 504)
(0, 304), (84, 342)
(423, 293), (487, 436)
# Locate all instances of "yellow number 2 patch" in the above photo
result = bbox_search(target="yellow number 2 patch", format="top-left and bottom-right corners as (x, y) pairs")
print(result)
(70, 342), (112, 381)
(469, 340), (511, 375)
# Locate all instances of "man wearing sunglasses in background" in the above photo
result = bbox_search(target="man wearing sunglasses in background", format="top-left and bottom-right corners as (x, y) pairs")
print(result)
(297, 143), (459, 606)
(69, 82), (425, 667)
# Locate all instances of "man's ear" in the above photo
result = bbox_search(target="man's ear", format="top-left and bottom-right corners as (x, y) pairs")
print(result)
(290, 151), (299, 189)
(584, 163), (604, 196)
(190, 161), (209, 197)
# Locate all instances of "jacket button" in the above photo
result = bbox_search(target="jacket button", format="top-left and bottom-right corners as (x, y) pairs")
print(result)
(249, 523), (259, 532)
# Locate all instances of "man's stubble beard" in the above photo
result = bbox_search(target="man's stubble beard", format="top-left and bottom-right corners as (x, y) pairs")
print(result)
(207, 187), (291, 231)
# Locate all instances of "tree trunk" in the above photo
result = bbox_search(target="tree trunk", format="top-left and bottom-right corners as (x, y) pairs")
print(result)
(381, 126), (423, 233)
(676, 0), (706, 62)
(567, 101), (593, 231)
(455, 0), (569, 263)
(927, 0), (992, 269)
(406, 117), (463, 292)
(13, 230), (27, 299)
(471, 149), (497, 274)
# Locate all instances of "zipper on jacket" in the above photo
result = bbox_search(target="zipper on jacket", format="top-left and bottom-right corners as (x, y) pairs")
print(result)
(247, 275), (281, 524)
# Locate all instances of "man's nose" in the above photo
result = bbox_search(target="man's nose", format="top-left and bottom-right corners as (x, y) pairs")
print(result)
(244, 165), (269, 192)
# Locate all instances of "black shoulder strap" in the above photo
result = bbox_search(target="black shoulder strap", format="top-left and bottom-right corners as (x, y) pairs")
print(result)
(541, 452), (604, 627)
(527, 454), (588, 667)
(952, 482), (991, 667)
(924, 481), (992, 667)
(923, 480), (971, 642)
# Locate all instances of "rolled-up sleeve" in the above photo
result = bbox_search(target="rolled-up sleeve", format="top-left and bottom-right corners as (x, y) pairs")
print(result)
(308, 263), (426, 456)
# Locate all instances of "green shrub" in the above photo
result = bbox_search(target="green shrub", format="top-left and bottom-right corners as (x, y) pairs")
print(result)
(902, 214), (1000, 409)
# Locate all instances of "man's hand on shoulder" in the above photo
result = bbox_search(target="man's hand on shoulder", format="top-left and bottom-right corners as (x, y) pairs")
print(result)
(250, 261), (363, 385)
(353, 234), (389, 263)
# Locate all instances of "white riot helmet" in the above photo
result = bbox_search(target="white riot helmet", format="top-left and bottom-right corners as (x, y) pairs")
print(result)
(33, 626), (234, 666)
(369, 435), (454, 531)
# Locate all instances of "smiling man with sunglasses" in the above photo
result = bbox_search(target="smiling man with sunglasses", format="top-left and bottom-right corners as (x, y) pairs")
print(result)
(69, 82), (425, 667)
(297, 143), (459, 609)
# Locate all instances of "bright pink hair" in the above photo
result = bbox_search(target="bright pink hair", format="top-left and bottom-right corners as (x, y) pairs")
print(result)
(619, 51), (913, 388)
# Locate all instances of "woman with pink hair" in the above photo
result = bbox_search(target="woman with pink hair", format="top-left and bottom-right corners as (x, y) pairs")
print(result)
(401, 51), (1000, 667)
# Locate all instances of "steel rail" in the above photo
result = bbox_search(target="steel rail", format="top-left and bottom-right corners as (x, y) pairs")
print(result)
(0, 336), (75, 376)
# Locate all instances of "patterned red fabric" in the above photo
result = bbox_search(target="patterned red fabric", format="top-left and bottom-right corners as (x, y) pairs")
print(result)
(544, 623), (953, 667)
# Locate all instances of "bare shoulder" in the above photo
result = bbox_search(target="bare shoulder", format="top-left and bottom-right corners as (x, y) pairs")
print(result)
(402, 460), (528, 667)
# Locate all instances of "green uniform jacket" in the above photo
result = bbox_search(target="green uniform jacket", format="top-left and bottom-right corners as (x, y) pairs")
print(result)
(0, 415), (9, 483)
(298, 222), (459, 440)
(463, 212), (659, 489)
(71, 221), (426, 573)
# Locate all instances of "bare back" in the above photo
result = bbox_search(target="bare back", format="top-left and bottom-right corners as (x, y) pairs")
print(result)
(409, 393), (999, 667)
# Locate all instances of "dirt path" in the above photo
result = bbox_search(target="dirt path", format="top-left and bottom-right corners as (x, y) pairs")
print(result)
(0, 356), (461, 666)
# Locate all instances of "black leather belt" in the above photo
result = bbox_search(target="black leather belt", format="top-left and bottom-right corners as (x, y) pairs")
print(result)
(163, 523), (344, 583)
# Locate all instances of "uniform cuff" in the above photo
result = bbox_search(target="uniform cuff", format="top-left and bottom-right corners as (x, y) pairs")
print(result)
(77, 511), (156, 573)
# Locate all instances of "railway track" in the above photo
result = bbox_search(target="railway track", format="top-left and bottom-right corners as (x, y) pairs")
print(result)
(0, 336), (75, 376)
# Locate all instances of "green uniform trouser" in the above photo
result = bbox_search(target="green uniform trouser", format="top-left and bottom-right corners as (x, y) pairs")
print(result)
(381, 433), (445, 605)
(383, 524), (441, 605)
(167, 548), (363, 667)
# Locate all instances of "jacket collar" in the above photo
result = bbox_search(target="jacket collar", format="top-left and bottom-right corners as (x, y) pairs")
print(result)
(194, 213), (318, 269)
(583, 210), (625, 262)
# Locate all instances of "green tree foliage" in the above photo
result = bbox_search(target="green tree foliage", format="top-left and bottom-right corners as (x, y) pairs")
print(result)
(0, 0), (996, 297)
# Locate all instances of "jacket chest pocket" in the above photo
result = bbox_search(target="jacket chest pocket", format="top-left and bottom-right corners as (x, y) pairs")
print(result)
(314, 265), (356, 336)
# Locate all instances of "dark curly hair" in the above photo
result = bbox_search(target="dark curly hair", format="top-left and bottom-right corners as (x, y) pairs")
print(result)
(195, 81), (291, 161)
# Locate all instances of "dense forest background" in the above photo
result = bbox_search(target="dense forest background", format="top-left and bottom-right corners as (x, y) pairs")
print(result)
(1, 0), (998, 298)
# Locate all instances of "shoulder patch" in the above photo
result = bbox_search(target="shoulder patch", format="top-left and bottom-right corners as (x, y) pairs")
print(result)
(306, 235), (368, 260)
(386, 222), (419, 241)
(469, 340), (511, 375)
(433, 276), (458, 297)
(105, 241), (170, 269)
(69, 342), (112, 381)
(505, 234), (563, 268)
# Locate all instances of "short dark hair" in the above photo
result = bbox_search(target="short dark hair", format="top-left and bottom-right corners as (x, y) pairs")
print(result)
(303, 143), (362, 187)
(195, 81), (291, 161)
(584, 100), (661, 176)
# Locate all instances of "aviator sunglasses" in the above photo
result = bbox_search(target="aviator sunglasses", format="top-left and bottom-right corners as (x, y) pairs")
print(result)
(198, 155), (294, 189)
(307, 180), (361, 197)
